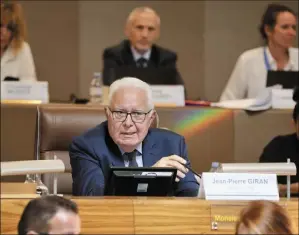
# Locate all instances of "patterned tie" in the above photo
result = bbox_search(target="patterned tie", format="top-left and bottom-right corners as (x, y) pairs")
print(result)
(126, 150), (138, 167)
(136, 58), (148, 68)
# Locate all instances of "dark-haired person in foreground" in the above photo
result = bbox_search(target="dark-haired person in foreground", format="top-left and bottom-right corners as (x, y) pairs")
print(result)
(220, 3), (298, 101)
(18, 195), (81, 235)
(259, 89), (299, 196)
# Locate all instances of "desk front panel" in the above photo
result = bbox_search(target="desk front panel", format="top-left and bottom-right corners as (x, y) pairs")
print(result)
(1, 197), (298, 234)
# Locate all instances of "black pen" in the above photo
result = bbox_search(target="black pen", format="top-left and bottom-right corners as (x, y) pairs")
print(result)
(184, 165), (201, 178)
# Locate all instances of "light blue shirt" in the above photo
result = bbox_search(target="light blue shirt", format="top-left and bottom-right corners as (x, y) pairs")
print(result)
(118, 142), (143, 167)
(131, 46), (151, 62)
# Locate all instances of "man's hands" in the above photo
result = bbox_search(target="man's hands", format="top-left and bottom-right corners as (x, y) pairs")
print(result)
(152, 155), (189, 182)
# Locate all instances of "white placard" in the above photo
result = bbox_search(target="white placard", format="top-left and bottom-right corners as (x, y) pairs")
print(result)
(271, 89), (296, 109)
(1, 81), (49, 103)
(151, 85), (185, 107)
(198, 173), (279, 201)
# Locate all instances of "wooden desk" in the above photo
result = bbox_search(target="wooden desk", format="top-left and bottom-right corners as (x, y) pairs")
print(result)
(1, 197), (298, 234)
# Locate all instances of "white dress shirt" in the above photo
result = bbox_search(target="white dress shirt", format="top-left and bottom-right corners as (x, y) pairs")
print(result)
(1, 41), (37, 81)
(131, 46), (151, 62)
(220, 46), (298, 101)
(118, 142), (143, 167)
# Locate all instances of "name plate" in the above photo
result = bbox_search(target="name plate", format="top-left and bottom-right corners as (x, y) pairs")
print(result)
(1, 81), (49, 103)
(198, 173), (279, 201)
(151, 85), (185, 107)
(271, 88), (296, 109)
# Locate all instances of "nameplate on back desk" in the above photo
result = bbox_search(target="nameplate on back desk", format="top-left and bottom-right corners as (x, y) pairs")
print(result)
(151, 85), (185, 107)
(1, 81), (49, 103)
(271, 88), (296, 109)
(198, 173), (279, 201)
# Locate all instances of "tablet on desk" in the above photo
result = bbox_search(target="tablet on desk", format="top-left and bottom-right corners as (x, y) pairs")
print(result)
(106, 167), (177, 196)
(266, 71), (299, 88)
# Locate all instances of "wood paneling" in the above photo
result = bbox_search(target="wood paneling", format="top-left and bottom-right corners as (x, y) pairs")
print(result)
(1, 197), (298, 234)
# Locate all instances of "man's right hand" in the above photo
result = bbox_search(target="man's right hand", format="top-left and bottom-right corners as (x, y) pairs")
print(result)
(152, 155), (189, 182)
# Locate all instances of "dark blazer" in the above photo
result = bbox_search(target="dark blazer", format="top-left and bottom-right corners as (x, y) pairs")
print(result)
(69, 121), (199, 197)
(102, 40), (185, 87)
(259, 133), (299, 184)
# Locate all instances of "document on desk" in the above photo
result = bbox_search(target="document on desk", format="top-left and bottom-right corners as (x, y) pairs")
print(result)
(212, 86), (294, 111)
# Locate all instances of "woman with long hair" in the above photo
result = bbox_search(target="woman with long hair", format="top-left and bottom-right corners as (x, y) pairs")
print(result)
(1, 2), (36, 81)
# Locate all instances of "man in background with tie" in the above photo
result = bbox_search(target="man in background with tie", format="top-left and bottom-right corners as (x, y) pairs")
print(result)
(69, 77), (198, 196)
(102, 7), (184, 86)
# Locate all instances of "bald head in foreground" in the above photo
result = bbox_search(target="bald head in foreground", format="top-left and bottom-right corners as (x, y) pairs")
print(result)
(70, 77), (198, 196)
(102, 7), (185, 88)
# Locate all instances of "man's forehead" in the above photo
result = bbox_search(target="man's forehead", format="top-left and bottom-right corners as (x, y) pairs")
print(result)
(132, 12), (159, 26)
(110, 88), (148, 109)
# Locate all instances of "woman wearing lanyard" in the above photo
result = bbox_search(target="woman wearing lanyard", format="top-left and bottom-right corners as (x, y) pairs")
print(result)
(220, 3), (298, 101)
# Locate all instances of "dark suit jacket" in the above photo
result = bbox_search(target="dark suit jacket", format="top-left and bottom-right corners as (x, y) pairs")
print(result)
(259, 133), (299, 184)
(69, 121), (199, 197)
(102, 40), (185, 87)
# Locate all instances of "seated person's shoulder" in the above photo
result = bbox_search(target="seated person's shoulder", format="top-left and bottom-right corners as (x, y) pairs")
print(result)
(237, 47), (263, 62)
(289, 47), (299, 60)
(267, 133), (296, 145)
(72, 122), (106, 143)
(17, 41), (32, 56)
(262, 133), (297, 153)
(155, 44), (177, 61)
(21, 41), (30, 50)
(149, 127), (184, 141)
(103, 40), (129, 56)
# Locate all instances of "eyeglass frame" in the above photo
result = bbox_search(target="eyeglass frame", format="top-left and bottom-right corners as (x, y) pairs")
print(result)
(107, 107), (153, 123)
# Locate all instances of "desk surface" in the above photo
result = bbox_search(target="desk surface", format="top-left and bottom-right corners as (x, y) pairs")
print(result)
(1, 197), (298, 234)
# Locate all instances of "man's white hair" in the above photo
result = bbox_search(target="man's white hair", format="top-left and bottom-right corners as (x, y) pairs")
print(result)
(108, 77), (154, 110)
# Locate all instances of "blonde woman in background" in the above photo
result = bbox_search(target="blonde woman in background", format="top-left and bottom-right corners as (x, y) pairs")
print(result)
(1, 2), (36, 81)
(235, 200), (295, 234)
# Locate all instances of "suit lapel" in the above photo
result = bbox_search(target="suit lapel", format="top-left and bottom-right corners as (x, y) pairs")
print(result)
(105, 128), (125, 167)
(121, 40), (136, 66)
(142, 130), (161, 167)
(149, 45), (159, 67)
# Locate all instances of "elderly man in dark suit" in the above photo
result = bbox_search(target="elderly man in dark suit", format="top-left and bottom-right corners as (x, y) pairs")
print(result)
(102, 7), (184, 87)
(70, 77), (198, 196)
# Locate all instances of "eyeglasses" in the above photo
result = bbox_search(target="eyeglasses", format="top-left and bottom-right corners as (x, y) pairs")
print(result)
(108, 108), (152, 123)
